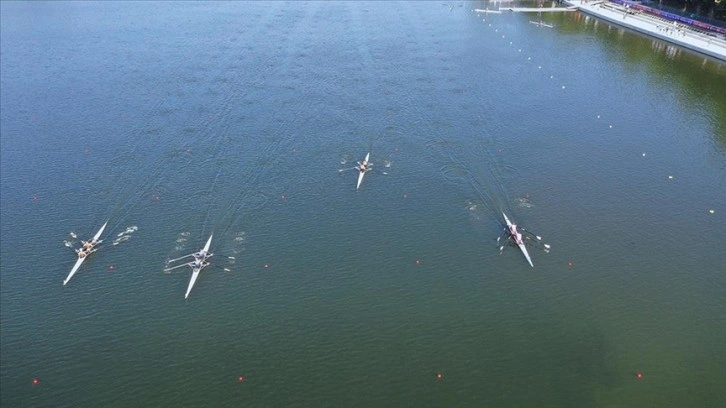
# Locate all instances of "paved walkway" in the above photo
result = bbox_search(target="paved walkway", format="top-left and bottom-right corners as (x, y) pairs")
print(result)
(562, 0), (726, 60)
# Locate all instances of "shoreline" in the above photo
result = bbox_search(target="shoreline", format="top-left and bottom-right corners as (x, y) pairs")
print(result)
(561, 0), (726, 61)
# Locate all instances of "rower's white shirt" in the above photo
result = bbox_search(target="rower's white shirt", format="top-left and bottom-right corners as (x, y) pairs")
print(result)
(509, 225), (524, 245)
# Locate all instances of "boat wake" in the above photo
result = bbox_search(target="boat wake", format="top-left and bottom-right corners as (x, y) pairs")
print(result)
(513, 196), (535, 209)
(427, 129), (521, 226)
(173, 231), (191, 251)
(340, 154), (353, 165)
(226, 230), (246, 262)
(112, 225), (138, 246)
(440, 164), (471, 184)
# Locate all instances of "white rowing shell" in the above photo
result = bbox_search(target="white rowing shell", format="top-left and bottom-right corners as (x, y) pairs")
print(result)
(63, 220), (108, 285)
(184, 234), (213, 299)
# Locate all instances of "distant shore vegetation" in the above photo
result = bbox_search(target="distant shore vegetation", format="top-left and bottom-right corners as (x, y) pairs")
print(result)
(654, 0), (726, 22)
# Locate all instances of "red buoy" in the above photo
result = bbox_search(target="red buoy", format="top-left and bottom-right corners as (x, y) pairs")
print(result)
(568, 261), (574, 267)
(436, 373), (442, 379)
(237, 375), (245, 382)
(32, 377), (40, 385)
(636, 372), (643, 380)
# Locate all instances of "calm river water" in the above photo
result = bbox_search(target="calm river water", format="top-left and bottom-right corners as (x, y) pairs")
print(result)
(1, 1), (724, 407)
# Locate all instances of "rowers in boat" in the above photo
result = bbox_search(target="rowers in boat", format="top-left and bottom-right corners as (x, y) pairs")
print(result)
(64, 220), (108, 285)
(507, 221), (525, 246)
(356, 152), (372, 190)
(164, 234), (214, 299)
(500, 212), (534, 267)
(358, 159), (370, 172)
(80, 238), (98, 252)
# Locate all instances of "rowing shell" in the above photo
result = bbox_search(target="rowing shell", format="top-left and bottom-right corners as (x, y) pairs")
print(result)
(502, 212), (533, 267)
(185, 234), (213, 299)
(63, 220), (108, 285)
(356, 152), (370, 190)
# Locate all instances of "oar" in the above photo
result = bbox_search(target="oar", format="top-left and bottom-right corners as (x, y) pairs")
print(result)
(166, 253), (195, 264)
(163, 267), (192, 275)
(496, 229), (508, 247)
(521, 228), (544, 242)
(497, 230), (507, 253)
(164, 262), (193, 273)
(521, 232), (551, 251)
(338, 167), (357, 173)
